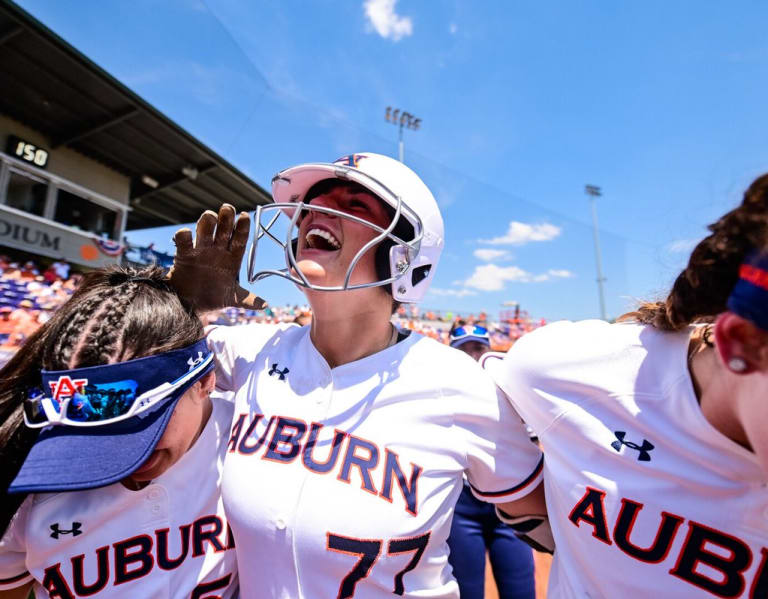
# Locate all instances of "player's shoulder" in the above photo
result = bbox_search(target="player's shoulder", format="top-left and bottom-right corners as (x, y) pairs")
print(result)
(406, 333), (497, 395)
(206, 321), (294, 341)
(407, 332), (483, 367)
(508, 319), (641, 368)
(199, 395), (235, 466)
(498, 320), (688, 394)
(206, 321), (297, 355)
(210, 393), (235, 425)
(1, 494), (33, 546)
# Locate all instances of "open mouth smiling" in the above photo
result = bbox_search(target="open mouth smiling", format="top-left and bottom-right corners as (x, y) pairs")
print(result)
(305, 227), (341, 251)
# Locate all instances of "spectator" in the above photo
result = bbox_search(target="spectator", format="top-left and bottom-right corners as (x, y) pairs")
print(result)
(51, 260), (70, 280)
(19, 261), (38, 280)
(0, 307), (13, 345)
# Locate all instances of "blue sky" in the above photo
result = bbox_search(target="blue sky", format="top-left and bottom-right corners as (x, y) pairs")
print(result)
(17, 0), (768, 320)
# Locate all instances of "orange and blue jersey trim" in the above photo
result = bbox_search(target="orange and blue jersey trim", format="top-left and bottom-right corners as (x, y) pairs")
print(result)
(468, 454), (544, 499)
(0, 571), (31, 585)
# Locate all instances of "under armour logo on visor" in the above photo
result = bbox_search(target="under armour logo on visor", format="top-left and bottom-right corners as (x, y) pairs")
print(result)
(50, 522), (82, 539)
(611, 431), (654, 462)
(187, 352), (204, 370)
(269, 364), (289, 381)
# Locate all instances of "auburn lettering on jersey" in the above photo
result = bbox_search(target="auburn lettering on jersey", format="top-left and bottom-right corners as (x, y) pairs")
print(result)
(227, 412), (423, 516)
(568, 486), (768, 598)
(39, 514), (235, 599)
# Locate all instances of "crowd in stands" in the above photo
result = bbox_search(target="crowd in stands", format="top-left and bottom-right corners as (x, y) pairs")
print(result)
(204, 299), (546, 351)
(204, 304), (314, 327)
(0, 255), (546, 366)
(0, 256), (81, 366)
(122, 239), (174, 268)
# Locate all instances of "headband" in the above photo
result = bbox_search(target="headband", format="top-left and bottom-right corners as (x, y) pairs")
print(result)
(726, 251), (768, 331)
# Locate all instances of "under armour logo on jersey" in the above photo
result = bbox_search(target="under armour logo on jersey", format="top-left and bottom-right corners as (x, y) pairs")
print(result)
(611, 431), (654, 461)
(334, 154), (367, 168)
(187, 352), (204, 370)
(269, 363), (289, 381)
(50, 522), (82, 539)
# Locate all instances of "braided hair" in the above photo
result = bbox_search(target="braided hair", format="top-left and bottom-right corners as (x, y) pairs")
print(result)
(620, 173), (768, 330)
(0, 265), (203, 534)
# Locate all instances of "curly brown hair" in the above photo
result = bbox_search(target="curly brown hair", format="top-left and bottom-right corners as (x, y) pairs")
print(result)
(620, 173), (768, 330)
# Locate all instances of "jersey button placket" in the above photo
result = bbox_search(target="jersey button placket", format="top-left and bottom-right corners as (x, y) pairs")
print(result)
(313, 373), (334, 417)
(144, 484), (169, 522)
(294, 371), (333, 598)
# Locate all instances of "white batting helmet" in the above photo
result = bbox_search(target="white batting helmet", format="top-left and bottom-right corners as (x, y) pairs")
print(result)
(247, 152), (444, 303)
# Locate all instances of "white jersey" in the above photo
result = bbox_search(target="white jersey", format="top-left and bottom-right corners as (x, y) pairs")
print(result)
(207, 323), (543, 599)
(485, 320), (768, 598)
(0, 397), (238, 599)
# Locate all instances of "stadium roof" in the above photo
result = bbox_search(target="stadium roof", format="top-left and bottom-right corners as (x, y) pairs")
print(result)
(0, 1), (272, 230)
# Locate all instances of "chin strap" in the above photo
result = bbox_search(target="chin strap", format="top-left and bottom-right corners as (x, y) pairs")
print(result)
(495, 508), (555, 554)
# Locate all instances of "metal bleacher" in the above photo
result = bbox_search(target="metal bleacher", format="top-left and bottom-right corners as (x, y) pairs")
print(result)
(0, 278), (40, 309)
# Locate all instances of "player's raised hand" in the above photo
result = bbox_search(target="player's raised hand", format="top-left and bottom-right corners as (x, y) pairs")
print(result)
(168, 204), (267, 313)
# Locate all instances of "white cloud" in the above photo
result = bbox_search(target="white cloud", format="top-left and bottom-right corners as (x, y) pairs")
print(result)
(465, 265), (532, 291)
(479, 221), (561, 246)
(463, 264), (575, 291)
(449, 23), (458, 34)
(473, 248), (511, 262)
(429, 287), (478, 298)
(668, 239), (697, 253)
(364, 0), (413, 41)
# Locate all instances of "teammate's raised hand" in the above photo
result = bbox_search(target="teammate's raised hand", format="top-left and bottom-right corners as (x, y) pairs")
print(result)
(168, 204), (266, 313)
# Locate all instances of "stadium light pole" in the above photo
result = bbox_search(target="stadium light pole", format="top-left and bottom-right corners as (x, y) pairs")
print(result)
(585, 184), (607, 321)
(385, 106), (421, 163)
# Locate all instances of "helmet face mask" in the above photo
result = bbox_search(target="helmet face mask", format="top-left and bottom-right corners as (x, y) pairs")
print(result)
(247, 198), (422, 293)
(247, 153), (444, 303)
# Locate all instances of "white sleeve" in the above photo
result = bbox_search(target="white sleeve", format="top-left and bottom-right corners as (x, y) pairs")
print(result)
(0, 497), (32, 591)
(483, 322), (577, 436)
(205, 323), (286, 393)
(452, 368), (543, 504)
(206, 324), (239, 393)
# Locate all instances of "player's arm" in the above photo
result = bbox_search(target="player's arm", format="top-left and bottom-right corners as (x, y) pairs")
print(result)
(169, 204), (266, 313)
(0, 580), (33, 599)
(496, 482), (554, 554)
(496, 479), (546, 517)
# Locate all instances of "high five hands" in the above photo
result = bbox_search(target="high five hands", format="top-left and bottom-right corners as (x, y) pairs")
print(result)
(168, 204), (267, 313)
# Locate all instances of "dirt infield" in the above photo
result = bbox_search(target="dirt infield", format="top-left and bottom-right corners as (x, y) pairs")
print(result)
(483, 550), (552, 598)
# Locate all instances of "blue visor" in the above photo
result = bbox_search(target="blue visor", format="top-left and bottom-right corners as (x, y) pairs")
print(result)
(9, 339), (213, 493)
(449, 325), (491, 349)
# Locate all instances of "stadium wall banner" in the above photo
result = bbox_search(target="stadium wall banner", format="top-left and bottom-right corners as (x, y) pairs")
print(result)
(0, 205), (121, 268)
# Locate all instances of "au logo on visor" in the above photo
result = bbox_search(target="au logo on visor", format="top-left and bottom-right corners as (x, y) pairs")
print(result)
(24, 343), (213, 429)
(48, 376), (87, 401)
